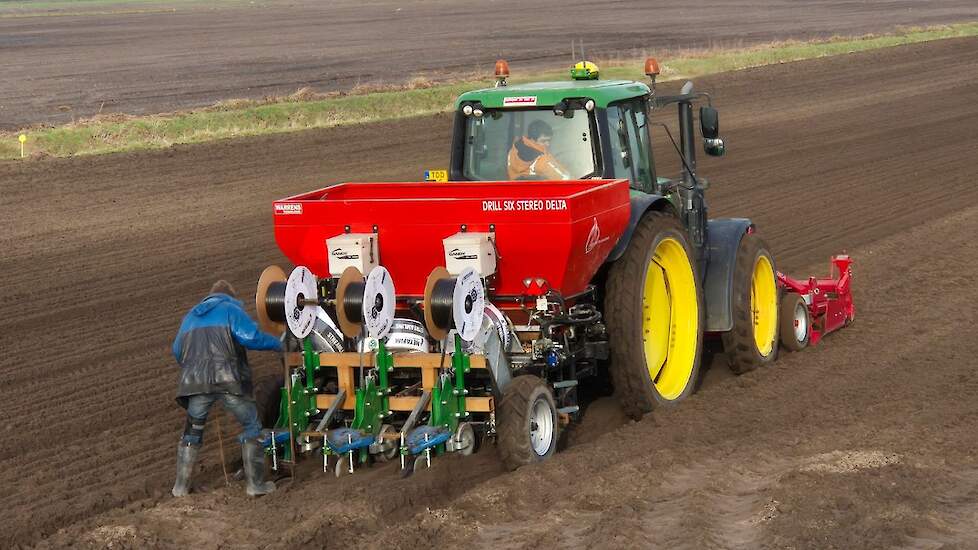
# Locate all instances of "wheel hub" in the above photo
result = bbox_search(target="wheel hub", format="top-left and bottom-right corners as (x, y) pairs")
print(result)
(793, 301), (808, 342)
(529, 398), (553, 456)
(642, 237), (699, 400)
(750, 255), (778, 356)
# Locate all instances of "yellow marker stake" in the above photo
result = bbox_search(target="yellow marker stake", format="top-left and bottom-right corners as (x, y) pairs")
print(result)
(18, 134), (26, 158)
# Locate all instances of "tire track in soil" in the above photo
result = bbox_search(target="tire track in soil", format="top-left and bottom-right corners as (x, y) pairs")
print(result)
(1, 37), (976, 547)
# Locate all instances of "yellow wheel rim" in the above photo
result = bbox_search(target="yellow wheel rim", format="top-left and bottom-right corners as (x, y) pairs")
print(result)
(642, 237), (699, 400)
(751, 255), (778, 356)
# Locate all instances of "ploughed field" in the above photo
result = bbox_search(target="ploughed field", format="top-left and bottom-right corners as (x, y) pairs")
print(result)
(1, 37), (977, 548)
(2, 0), (978, 128)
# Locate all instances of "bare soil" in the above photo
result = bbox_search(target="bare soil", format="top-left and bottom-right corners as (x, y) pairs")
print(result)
(1, 37), (977, 549)
(2, 0), (978, 128)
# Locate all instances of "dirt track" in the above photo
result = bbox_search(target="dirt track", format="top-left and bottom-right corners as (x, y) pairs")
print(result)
(2, 0), (978, 128)
(1, 37), (977, 548)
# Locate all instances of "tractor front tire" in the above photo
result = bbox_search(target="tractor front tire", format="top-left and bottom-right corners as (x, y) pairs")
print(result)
(496, 375), (559, 471)
(605, 211), (704, 419)
(723, 233), (779, 373)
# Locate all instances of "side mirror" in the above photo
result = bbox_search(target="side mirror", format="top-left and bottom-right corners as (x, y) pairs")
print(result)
(700, 106), (724, 156)
(699, 106), (719, 139)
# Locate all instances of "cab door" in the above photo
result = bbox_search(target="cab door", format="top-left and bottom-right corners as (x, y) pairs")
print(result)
(604, 99), (656, 193)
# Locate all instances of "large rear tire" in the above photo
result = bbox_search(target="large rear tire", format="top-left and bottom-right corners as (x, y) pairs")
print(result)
(496, 375), (559, 471)
(605, 211), (703, 419)
(723, 233), (779, 373)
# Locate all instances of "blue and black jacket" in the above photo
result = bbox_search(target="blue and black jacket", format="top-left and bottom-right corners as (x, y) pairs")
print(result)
(172, 293), (281, 408)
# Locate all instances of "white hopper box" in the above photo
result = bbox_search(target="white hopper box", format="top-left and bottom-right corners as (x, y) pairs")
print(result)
(325, 233), (378, 277)
(443, 232), (497, 276)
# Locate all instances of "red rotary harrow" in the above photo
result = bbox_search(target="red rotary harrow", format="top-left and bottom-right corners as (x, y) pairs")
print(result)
(777, 255), (854, 350)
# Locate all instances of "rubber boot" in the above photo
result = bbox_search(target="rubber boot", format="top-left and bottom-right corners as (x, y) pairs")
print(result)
(172, 443), (200, 497)
(241, 439), (276, 496)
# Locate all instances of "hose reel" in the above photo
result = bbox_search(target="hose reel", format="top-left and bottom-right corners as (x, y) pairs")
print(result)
(256, 265), (288, 336)
(284, 265), (318, 338)
(335, 265), (396, 339)
(423, 266), (485, 342)
(256, 264), (396, 340)
(256, 264), (322, 339)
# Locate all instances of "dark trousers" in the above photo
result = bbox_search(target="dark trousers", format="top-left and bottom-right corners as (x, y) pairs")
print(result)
(181, 393), (261, 445)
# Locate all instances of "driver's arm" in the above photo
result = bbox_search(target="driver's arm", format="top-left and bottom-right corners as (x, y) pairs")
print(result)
(536, 153), (571, 180)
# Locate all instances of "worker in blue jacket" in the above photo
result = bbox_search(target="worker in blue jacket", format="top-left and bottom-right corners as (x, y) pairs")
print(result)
(171, 280), (282, 497)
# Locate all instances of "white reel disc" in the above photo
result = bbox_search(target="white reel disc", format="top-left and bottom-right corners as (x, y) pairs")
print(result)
(363, 266), (396, 339)
(285, 266), (318, 338)
(453, 267), (485, 342)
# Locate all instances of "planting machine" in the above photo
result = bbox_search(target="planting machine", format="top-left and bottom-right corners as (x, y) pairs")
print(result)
(253, 58), (854, 476)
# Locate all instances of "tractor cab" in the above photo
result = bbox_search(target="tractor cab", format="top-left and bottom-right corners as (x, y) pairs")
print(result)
(450, 78), (656, 189)
(449, 58), (725, 202)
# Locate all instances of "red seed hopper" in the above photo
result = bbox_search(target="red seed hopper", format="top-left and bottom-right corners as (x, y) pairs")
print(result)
(272, 179), (631, 298)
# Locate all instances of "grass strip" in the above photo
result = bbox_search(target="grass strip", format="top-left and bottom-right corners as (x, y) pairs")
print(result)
(4, 22), (976, 160)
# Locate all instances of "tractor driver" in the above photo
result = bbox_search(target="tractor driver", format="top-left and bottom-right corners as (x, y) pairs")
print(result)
(507, 120), (571, 180)
(170, 280), (282, 498)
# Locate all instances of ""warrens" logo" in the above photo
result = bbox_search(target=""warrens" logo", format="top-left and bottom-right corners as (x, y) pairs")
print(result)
(274, 203), (303, 215)
(503, 96), (537, 107)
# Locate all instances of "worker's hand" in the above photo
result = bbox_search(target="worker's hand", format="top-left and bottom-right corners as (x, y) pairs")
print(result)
(278, 331), (298, 353)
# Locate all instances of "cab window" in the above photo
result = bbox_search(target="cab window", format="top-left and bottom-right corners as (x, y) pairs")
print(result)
(462, 108), (599, 181)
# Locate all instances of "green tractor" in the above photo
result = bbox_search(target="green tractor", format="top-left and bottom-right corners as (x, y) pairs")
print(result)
(257, 57), (850, 475)
(448, 58), (778, 417)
